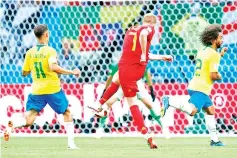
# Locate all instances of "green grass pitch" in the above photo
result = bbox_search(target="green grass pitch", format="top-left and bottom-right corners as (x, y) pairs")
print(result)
(1, 137), (237, 158)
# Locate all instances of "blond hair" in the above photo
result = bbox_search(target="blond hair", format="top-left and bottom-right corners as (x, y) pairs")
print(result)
(143, 13), (157, 24)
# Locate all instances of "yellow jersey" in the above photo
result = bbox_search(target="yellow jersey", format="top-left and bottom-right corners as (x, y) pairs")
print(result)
(188, 47), (221, 95)
(22, 44), (61, 95)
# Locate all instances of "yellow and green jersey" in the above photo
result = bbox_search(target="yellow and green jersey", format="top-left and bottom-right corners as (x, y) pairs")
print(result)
(188, 47), (221, 95)
(22, 44), (61, 95)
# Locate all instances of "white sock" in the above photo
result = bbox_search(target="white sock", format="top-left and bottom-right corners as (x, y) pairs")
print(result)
(205, 114), (219, 142)
(95, 101), (103, 109)
(102, 104), (109, 111)
(169, 97), (193, 115)
(65, 122), (75, 146)
(144, 132), (152, 140)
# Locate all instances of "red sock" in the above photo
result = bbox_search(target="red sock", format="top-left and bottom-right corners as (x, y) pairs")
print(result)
(130, 105), (148, 135)
(99, 82), (119, 105)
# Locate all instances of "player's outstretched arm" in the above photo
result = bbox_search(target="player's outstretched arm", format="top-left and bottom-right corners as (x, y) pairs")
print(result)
(49, 49), (80, 77)
(148, 53), (173, 62)
(50, 64), (80, 77)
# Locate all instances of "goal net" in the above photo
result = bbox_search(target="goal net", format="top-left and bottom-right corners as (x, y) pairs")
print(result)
(0, 0), (236, 137)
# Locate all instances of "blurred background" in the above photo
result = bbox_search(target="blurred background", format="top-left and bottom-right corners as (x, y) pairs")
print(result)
(1, 0), (236, 84)
(0, 0), (236, 135)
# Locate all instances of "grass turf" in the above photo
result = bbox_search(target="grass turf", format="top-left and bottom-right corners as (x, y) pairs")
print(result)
(1, 137), (237, 158)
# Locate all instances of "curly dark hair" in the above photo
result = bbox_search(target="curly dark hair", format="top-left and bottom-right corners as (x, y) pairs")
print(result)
(200, 24), (222, 46)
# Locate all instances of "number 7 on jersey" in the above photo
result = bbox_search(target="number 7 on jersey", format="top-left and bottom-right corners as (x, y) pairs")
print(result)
(129, 32), (137, 51)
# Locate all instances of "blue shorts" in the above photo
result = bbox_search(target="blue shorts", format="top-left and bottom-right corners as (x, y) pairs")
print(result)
(188, 89), (213, 112)
(26, 89), (69, 114)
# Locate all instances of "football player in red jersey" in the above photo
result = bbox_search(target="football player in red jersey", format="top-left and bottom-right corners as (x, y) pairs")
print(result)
(89, 13), (172, 149)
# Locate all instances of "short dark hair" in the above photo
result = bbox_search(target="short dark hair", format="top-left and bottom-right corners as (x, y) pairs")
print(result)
(34, 24), (48, 38)
(200, 24), (222, 46)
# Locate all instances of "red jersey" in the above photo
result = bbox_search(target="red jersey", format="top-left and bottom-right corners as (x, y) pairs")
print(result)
(119, 25), (155, 66)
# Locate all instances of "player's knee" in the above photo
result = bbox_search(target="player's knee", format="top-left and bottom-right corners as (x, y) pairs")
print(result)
(111, 80), (120, 86)
(126, 96), (137, 106)
(190, 108), (198, 116)
(63, 108), (72, 122)
(203, 105), (215, 115)
(207, 111), (215, 115)
(112, 72), (120, 84)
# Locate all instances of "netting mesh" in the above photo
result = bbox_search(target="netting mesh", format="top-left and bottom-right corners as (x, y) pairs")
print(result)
(0, 1), (237, 136)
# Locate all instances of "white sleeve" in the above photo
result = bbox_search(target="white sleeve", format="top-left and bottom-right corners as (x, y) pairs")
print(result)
(140, 29), (149, 36)
(146, 27), (152, 33)
(48, 56), (57, 65)
(48, 49), (58, 69)
(140, 27), (152, 36)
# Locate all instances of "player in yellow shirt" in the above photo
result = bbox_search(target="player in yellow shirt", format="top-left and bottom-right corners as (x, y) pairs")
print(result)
(4, 24), (80, 149)
(161, 24), (228, 146)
